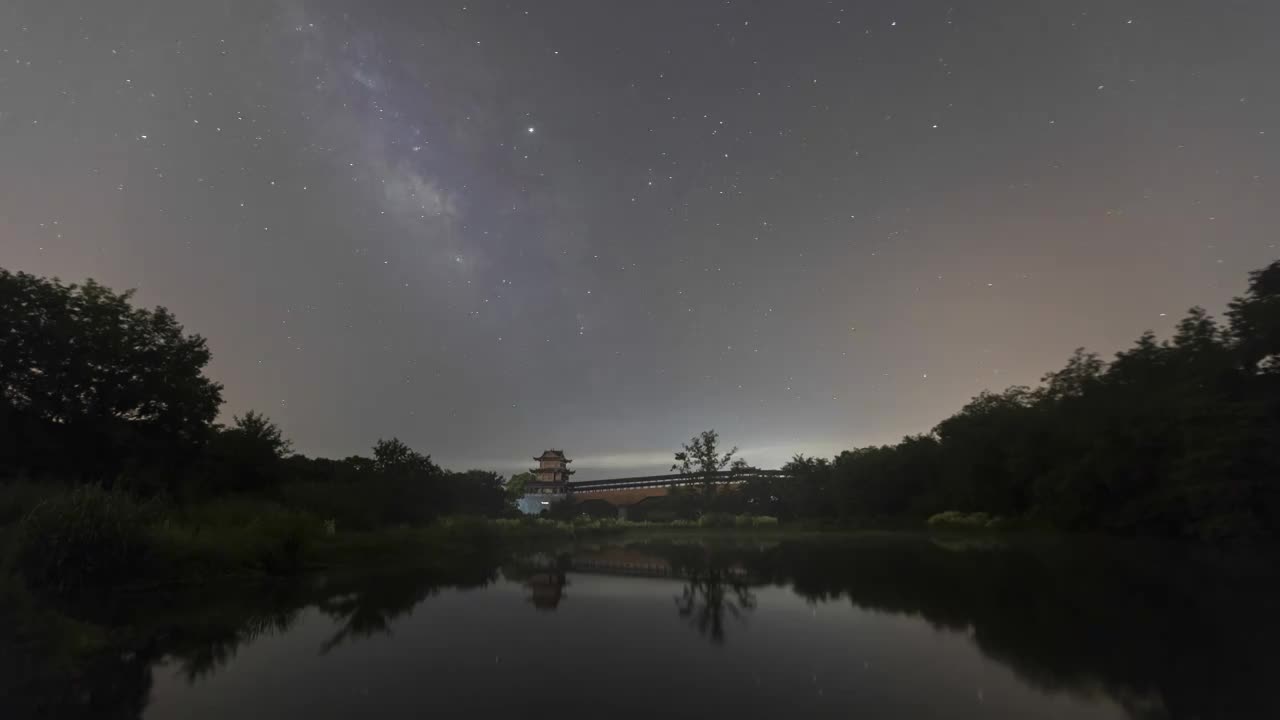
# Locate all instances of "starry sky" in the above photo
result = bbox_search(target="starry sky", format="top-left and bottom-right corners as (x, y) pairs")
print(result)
(2, 1), (1277, 478)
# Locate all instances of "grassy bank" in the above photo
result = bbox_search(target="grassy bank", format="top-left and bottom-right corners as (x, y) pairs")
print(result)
(1, 482), (1032, 600)
(0, 482), (823, 598)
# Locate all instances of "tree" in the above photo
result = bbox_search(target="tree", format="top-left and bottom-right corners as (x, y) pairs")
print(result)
(372, 437), (435, 475)
(1039, 348), (1104, 402)
(446, 470), (512, 516)
(778, 454), (834, 519)
(368, 438), (445, 524)
(204, 411), (292, 492)
(230, 411), (292, 458)
(506, 471), (535, 500)
(1227, 260), (1280, 372)
(672, 430), (744, 509)
(0, 268), (223, 483)
(933, 387), (1038, 516)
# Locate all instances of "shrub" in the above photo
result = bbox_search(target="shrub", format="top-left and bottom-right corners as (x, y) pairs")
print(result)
(436, 515), (501, 547)
(276, 481), (383, 530)
(698, 512), (736, 528)
(0, 480), (62, 526)
(15, 486), (153, 595)
(927, 510), (1003, 530)
(147, 501), (324, 578)
(751, 515), (779, 528)
(175, 494), (292, 528)
(246, 510), (320, 575)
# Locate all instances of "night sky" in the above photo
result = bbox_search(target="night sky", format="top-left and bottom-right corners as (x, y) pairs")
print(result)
(2, 1), (1277, 478)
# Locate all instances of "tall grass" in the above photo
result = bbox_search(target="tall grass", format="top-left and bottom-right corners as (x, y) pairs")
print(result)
(14, 486), (153, 596)
(151, 496), (324, 577)
(927, 510), (1005, 530)
(0, 480), (63, 527)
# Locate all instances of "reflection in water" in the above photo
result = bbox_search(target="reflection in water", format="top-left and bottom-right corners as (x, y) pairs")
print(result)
(4, 535), (1280, 719)
(669, 547), (756, 644)
(674, 565), (756, 645)
(504, 552), (570, 610)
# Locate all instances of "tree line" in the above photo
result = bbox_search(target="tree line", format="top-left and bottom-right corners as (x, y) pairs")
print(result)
(718, 261), (1280, 540)
(0, 268), (511, 525)
(4, 261), (1280, 539)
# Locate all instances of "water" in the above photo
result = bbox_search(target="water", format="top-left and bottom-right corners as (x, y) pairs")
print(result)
(7, 533), (1279, 719)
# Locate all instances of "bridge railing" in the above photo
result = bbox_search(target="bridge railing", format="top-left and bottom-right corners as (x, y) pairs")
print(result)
(567, 469), (792, 493)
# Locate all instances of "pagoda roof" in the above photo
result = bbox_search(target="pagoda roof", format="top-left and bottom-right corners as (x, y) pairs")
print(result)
(533, 449), (571, 461)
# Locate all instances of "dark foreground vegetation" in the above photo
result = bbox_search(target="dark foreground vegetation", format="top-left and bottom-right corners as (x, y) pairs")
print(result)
(1, 260), (1279, 601)
(0, 268), (607, 597)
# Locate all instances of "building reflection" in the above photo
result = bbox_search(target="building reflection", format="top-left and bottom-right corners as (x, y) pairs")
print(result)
(507, 545), (757, 644)
(525, 568), (568, 610)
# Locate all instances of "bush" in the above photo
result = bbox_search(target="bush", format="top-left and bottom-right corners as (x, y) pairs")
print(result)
(0, 480), (62, 526)
(693, 513), (778, 529)
(15, 487), (153, 595)
(174, 494), (291, 528)
(148, 495), (323, 578)
(276, 481), (383, 531)
(246, 510), (320, 575)
(147, 499), (327, 576)
(698, 512), (737, 528)
(927, 510), (1003, 530)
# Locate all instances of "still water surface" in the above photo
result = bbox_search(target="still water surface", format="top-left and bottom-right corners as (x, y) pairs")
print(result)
(14, 534), (1280, 718)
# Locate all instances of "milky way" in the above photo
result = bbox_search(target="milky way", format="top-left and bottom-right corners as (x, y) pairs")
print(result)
(2, 1), (1277, 477)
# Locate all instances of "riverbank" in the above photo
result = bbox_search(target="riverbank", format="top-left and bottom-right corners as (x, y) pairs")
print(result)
(8, 482), (1261, 602)
(0, 483), (802, 598)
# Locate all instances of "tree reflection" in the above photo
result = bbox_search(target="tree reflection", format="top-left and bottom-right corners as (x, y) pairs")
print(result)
(6, 537), (1280, 719)
(674, 563), (756, 644)
(316, 564), (499, 653)
(0, 555), (504, 718)
(661, 544), (756, 645)
(176, 607), (301, 681)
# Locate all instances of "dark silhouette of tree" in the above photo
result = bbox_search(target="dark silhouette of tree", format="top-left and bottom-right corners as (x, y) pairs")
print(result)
(372, 437), (434, 474)
(770, 259), (1280, 539)
(203, 411), (292, 492)
(0, 268), (222, 485)
(231, 411), (292, 458)
(445, 469), (512, 516)
(672, 429), (746, 509)
(1227, 260), (1280, 372)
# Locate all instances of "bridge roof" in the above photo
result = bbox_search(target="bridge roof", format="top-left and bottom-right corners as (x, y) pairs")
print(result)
(569, 468), (790, 490)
